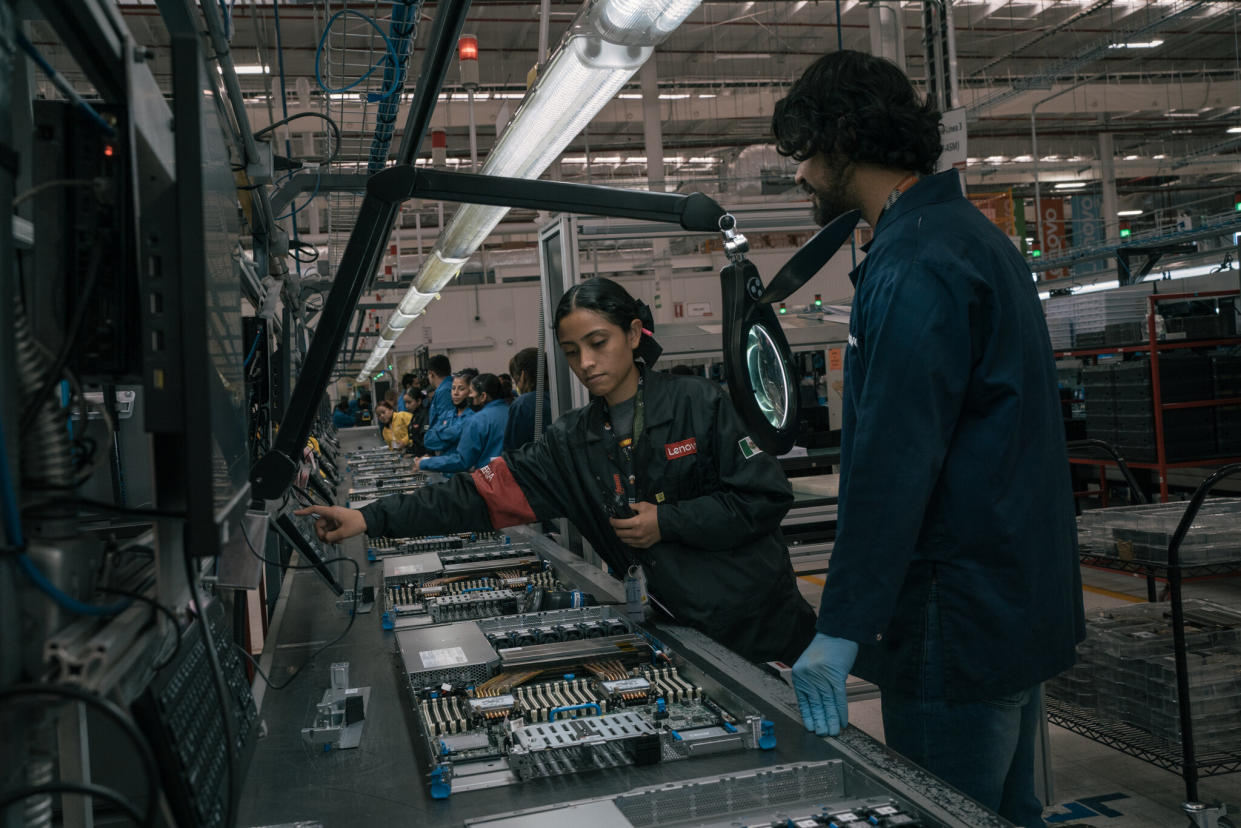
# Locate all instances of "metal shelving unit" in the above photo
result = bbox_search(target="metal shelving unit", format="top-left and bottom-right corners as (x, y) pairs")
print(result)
(1053, 461), (1241, 802)
(1060, 289), (1241, 503)
(1046, 697), (1241, 778)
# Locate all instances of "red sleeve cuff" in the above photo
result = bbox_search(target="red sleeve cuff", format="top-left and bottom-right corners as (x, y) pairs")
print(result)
(471, 457), (537, 527)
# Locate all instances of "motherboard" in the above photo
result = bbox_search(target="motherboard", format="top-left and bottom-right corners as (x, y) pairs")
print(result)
(395, 606), (771, 797)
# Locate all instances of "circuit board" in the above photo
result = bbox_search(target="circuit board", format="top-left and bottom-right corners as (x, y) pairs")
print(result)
(380, 545), (572, 630)
(396, 607), (770, 797)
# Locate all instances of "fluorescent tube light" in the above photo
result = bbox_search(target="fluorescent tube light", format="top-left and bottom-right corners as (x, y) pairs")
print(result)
(1108, 39), (1163, 49)
(1117, 209), (1143, 217)
(228, 64), (269, 75)
(1054, 182), (1087, 190)
(1228, 126), (1241, 134)
(359, 0), (703, 379)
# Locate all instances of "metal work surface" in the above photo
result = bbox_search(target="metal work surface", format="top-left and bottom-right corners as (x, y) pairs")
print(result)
(643, 623), (1012, 828)
(236, 433), (837, 826)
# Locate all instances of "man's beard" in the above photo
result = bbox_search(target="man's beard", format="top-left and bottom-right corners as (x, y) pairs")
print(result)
(808, 159), (856, 227)
(811, 179), (854, 226)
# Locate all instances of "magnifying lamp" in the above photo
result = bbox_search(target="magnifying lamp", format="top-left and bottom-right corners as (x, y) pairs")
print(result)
(720, 209), (861, 455)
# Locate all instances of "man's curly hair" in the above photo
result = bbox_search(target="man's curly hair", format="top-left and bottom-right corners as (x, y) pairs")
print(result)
(773, 50), (942, 176)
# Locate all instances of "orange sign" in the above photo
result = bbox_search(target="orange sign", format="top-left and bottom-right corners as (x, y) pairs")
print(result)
(828, 348), (843, 371)
(1038, 197), (1070, 280)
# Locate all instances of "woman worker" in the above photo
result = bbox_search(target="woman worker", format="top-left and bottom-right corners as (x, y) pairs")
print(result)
(298, 277), (816, 664)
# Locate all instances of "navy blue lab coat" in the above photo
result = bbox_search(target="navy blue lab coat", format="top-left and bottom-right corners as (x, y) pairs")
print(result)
(818, 169), (1085, 700)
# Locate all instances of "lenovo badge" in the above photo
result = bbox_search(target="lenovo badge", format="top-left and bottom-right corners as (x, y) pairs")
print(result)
(664, 438), (697, 460)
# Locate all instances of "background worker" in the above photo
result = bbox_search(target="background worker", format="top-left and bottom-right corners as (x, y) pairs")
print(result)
(332, 399), (355, 429)
(375, 401), (413, 451)
(775, 50), (1084, 828)
(423, 354), (454, 438)
(424, 369), (476, 455)
(297, 277), (817, 665)
(504, 347), (550, 453)
(415, 373), (509, 473)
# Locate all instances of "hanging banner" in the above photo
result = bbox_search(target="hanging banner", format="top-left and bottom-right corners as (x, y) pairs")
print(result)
(1039, 197), (1069, 281)
(1071, 194), (1108, 277)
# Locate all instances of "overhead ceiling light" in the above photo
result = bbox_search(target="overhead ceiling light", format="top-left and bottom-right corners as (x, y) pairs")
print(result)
(984, 155), (1007, 164)
(1117, 209), (1144, 217)
(359, 0), (704, 379)
(1123, 154), (1139, 160)
(658, 93), (690, 99)
(790, 0), (810, 12)
(1153, 154), (1167, 159)
(1013, 155), (1033, 162)
(689, 156), (719, 163)
(594, 156), (622, 163)
(1108, 39), (1163, 49)
(1228, 126), (1241, 134)
(1040, 155), (1061, 162)
(229, 64), (269, 75)
(1054, 182), (1088, 190)
(618, 92), (643, 99)
(625, 155), (647, 162)
(714, 53), (771, 60)
(1167, 112), (1199, 118)
(697, 93), (716, 98)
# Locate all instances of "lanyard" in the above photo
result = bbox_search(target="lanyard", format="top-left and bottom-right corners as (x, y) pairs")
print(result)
(875, 173), (919, 229)
(600, 373), (645, 504)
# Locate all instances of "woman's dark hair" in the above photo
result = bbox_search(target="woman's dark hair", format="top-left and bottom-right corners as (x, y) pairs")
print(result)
(509, 347), (544, 392)
(455, 367), (479, 383)
(471, 372), (505, 402)
(335, 399), (350, 412)
(772, 50), (942, 175)
(554, 277), (662, 366)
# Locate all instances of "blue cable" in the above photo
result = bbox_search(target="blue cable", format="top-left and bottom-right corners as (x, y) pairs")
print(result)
(0, 407), (25, 549)
(314, 10), (401, 102)
(17, 555), (132, 616)
(0, 404), (130, 616)
(367, 1), (420, 174)
(275, 169), (322, 221)
(16, 32), (116, 138)
(243, 329), (263, 368)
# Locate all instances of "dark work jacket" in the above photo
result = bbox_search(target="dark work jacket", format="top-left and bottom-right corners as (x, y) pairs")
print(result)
(818, 169), (1085, 700)
(360, 368), (817, 664)
(504, 391), (551, 453)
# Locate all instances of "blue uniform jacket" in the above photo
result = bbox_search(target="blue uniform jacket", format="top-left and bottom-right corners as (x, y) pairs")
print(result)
(424, 406), (474, 452)
(503, 391), (551, 453)
(425, 377), (454, 439)
(819, 169), (1085, 700)
(421, 399), (509, 473)
(332, 410), (355, 428)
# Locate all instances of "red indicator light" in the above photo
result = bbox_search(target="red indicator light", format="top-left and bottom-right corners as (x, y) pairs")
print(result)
(104, 145), (114, 157)
(458, 36), (478, 61)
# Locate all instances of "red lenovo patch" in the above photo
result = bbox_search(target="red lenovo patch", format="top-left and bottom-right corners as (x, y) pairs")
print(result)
(472, 457), (536, 527)
(664, 438), (698, 460)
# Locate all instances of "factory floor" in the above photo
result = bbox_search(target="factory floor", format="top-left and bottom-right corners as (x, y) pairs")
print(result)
(794, 567), (1241, 827)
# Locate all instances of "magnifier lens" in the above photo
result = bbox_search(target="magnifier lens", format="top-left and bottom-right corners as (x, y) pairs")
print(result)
(745, 324), (789, 428)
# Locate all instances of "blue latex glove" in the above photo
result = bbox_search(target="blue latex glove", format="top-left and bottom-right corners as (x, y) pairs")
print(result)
(791, 633), (859, 736)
